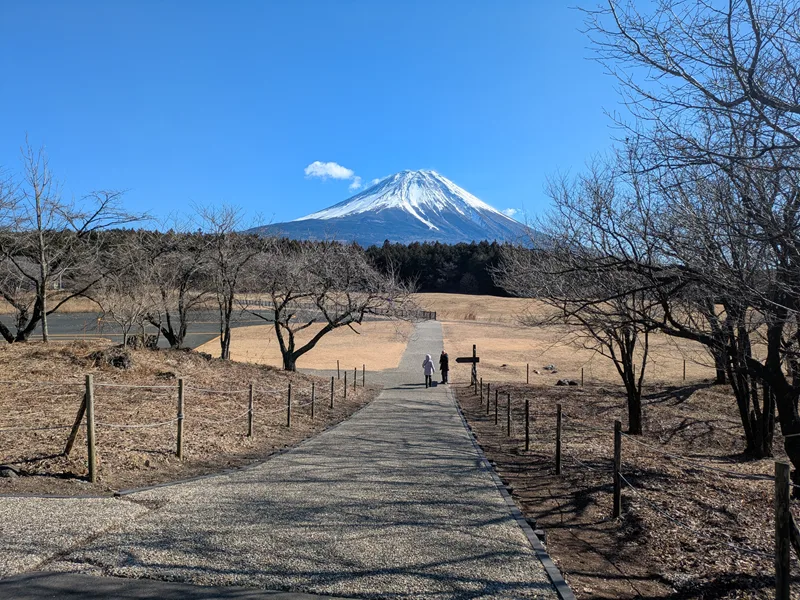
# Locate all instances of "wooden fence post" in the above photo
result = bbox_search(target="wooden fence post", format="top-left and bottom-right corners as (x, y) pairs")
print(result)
(480, 378), (483, 403)
(337, 360), (340, 380)
(527, 363), (529, 384)
(486, 383), (490, 415)
(494, 389), (499, 425)
(555, 403), (562, 475)
(362, 364), (365, 387)
(247, 382), (254, 437)
(85, 374), (97, 483)
(330, 376), (335, 409)
(525, 397), (530, 451)
(287, 383), (292, 427)
(472, 344), (477, 387)
(776, 461), (791, 600)
(344, 371), (347, 400)
(683, 360), (686, 382)
(581, 367), (584, 387)
(506, 393), (512, 436)
(63, 394), (87, 457)
(613, 420), (622, 518)
(354, 367), (357, 390)
(177, 378), (184, 459)
(311, 382), (315, 420)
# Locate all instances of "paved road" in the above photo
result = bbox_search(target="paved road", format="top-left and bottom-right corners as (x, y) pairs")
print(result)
(1, 321), (559, 599)
(30, 310), (401, 352)
(22, 310), (274, 350)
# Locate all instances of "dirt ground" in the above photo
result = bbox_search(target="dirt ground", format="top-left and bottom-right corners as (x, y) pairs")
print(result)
(455, 380), (800, 599)
(0, 341), (377, 496)
(196, 319), (413, 371)
(442, 321), (716, 386)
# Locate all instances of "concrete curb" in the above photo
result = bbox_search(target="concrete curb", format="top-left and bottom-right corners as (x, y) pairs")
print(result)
(450, 385), (576, 600)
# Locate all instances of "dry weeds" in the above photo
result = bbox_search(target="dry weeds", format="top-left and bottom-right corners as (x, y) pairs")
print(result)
(457, 380), (800, 599)
(0, 341), (377, 496)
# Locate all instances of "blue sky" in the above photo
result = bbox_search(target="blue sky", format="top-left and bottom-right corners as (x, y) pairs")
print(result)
(0, 1), (620, 226)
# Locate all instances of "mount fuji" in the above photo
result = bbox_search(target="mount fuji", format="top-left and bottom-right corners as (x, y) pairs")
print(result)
(251, 170), (535, 247)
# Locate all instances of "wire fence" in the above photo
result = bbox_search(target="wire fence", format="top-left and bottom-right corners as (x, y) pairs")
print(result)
(0, 372), (367, 483)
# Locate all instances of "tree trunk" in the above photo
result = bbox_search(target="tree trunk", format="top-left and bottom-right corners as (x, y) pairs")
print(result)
(714, 350), (727, 384)
(220, 326), (231, 360)
(283, 354), (297, 372)
(627, 386), (643, 435)
(748, 381), (775, 458)
(40, 282), (49, 342)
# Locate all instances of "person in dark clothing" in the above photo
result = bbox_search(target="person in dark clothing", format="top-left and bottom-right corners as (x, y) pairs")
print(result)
(439, 350), (449, 384)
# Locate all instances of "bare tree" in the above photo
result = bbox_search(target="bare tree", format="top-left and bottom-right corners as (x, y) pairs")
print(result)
(197, 205), (262, 360)
(582, 0), (800, 468)
(142, 229), (212, 349)
(92, 231), (163, 347)
(245, 240), (412, 372)
(496, 159), (659, 434)
(0, 141), (141, 343)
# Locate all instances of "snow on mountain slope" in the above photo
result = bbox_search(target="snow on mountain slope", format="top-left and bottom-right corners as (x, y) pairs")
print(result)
(295, 170), (511, 231)
(251, 169), (538, 247)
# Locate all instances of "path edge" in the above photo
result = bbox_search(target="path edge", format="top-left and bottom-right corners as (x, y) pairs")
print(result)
(449, 387), (576, 600)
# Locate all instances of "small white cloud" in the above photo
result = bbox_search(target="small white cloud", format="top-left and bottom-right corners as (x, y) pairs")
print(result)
(304, 161), (355, 180)
(348, 176), (362, 191)
(502, 208), (518, 218)
(370, 178), (382, 186)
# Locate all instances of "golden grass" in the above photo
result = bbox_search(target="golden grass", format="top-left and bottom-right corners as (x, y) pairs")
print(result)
(414, 293), (543, 323)
(442, 320), (716, 386)
(195, 320), (413, 371)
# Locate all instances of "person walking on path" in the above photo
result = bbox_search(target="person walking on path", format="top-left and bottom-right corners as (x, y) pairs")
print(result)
(439, 350), (449, 384)
(422, 354), (435, 388)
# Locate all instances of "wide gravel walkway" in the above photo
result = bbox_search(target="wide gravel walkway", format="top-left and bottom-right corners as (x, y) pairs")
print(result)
(4, 321), (558, 599)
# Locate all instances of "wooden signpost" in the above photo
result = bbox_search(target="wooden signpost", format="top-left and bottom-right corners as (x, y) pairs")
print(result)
(456, 344), (480, 385)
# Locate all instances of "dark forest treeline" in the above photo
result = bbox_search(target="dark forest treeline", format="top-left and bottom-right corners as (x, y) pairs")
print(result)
(41, 229), (509, 298)
(364, 240), (510, 296)
(250, 237), (511, 296)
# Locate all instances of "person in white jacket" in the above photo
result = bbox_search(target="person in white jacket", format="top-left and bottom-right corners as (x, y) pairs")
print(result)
(422, 354), (435, 388)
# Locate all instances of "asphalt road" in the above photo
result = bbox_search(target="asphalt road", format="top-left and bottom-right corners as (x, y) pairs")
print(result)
(16, 310), (275, 350)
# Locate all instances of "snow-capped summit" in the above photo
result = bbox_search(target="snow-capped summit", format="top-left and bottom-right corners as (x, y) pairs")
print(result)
(296, 170), (507, 230)
(251, 169), (534, 246)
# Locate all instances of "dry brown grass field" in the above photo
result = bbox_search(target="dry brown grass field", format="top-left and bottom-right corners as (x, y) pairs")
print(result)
(414, 292), (538, 323)
(196, 319), (413, 371)
(441, 320), (716, 387)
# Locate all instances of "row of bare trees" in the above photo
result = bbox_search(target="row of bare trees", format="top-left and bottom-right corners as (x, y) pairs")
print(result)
(0, 145), (411, 371)
(497, 0), (800, 481)
(97, 215), (410, 368)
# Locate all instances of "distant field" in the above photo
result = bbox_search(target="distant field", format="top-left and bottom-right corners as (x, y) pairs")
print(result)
(196, 319), (413, 372)
(414, 293), (541, 323)
(441, 320), (716, 386)
(1, 291), (722, 388)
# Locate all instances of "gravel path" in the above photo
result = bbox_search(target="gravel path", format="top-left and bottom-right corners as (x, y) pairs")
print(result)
(6, 321), (558, 599)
